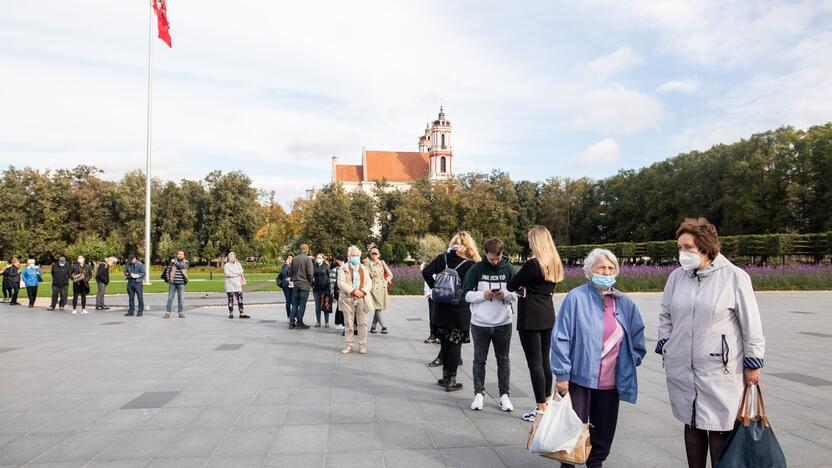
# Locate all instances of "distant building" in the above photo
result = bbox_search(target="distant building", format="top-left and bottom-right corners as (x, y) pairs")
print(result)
(331, 107), (454, 194)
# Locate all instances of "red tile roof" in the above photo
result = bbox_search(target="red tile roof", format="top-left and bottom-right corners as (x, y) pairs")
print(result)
(335, 164), (362, 182)
(334, 151), (429, 183)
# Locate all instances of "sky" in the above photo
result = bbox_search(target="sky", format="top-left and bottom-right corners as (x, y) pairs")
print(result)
(2, 1), (831, 208)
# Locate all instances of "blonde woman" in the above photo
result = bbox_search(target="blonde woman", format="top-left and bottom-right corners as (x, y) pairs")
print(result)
(507, 226), (564, 422)
(365, 247), (393, 334)
(422, 232), (480, 392)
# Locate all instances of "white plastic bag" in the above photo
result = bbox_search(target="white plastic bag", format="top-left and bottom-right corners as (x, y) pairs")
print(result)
(529, 392), (585, 454)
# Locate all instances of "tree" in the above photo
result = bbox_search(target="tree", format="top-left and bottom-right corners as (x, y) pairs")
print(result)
(157, 232), (177, 262)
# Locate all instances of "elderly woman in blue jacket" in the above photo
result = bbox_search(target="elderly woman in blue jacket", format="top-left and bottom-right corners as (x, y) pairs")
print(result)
(552, 248), (646, 468)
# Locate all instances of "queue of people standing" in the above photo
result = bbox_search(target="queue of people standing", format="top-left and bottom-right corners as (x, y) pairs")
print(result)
(412, 219), (765, 468)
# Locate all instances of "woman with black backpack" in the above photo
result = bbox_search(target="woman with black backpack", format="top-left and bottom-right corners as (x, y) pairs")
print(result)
(422, 231), (480, 392)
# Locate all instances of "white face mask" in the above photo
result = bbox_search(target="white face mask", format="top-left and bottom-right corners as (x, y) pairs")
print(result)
(679, 251), (702, 271)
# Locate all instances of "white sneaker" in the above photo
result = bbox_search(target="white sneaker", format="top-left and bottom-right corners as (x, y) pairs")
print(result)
(71, 310), (77, 315)
(521, 408), (543, 422)
(335, 324), (345, 330)
(81, 309), (89, 315)
(499, 394), (514, 412)
(340, 346), (352, 354)
(470, 393), (484, 411)
(359, 344), (367, 354)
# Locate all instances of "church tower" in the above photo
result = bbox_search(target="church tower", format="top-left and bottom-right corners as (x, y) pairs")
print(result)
(428, 106), (452, 180)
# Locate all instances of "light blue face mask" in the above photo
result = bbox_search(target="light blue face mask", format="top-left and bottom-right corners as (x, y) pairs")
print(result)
(591, 273), (616, 290)
(349, 256), (360, 266)
(315, 258), (323, 265)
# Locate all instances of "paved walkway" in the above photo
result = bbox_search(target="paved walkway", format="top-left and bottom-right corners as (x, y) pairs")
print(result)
(0, 293), (830, 467)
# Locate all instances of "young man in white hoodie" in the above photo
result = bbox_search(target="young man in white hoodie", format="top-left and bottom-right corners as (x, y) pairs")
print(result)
(462, 238), (517, 412)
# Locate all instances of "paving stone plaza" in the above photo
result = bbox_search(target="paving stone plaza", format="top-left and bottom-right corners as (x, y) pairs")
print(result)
(1, 292), (830, 467)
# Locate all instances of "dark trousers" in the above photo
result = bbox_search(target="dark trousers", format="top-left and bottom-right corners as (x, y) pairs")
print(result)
(428, 299), (437, 336)
(471, 323), (512, 395)
(8, 285), (20, 304)
(562, 382), (620, 468)
(290, 287), (310, 323)
(519, 328), (554, 404)
(96, 282), (107, 307)
(2, 286), (10, 299)
(72, 283), (89, 310)
(334, 299), (344, 325)
(227, 291), (244, 313)
(127, 281), (144, 314)
(25, 285), (38, 306)
(51, 285), (68, 308)
(282, 288), (294, 319)
(440, 338), (463, 376)
(312, 290), (330, 324)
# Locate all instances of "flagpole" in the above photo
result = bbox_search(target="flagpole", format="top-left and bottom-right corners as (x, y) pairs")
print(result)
(144, 0), (154, 286)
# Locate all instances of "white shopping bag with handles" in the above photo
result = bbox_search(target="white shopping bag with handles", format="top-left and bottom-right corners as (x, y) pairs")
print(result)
(528, 392), (585, 454)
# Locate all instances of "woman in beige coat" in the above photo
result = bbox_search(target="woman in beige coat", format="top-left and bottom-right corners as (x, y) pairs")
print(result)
(364, 247), (393, 334)
(338, 245), (374, 355)
(657, 218), (765, 468)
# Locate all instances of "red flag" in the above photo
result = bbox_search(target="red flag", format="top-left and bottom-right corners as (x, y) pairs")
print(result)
(152, 0), (172, 48)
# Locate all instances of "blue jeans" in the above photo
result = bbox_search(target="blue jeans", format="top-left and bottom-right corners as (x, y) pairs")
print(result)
(127, 281), (144, 314)
(290, 287), (309, 323)
(313, 290), (330, 324)
(166, 283), (185, 313)
(282, 287), (294, 319)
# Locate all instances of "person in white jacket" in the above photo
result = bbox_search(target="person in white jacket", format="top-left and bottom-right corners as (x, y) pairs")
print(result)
(462, 238), (517, 412)
(224, 252), (248, 319)
(337, 245), (374, 355)
(657, 218), (765, 468)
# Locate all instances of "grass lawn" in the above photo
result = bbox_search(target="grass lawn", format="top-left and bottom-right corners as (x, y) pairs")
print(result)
(15, 272), (282, 296)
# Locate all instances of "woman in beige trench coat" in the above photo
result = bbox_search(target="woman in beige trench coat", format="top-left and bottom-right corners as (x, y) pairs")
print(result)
(364, 247), (393, 334)
(657, 218), (766, 468)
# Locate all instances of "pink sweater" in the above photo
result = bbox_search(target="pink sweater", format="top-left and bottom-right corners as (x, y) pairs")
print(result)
(598, 295), (624, 390)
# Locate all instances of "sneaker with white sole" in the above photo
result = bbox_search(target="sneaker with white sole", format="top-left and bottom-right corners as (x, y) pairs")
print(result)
(470, 393), (484, 411)
(521, 408), (543, 422)
(71, 310), (78, 315)
(81, 309), (89, 315)
(340, 347), (352, 354)
(499, 394), (514, 412)
(359, 344), (367, 354)
(335, 324), (345, 330)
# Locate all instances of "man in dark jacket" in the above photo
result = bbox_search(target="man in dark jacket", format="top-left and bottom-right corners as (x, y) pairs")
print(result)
(2, 258), (21, 305)
(124, 254), (145, 317)
(289, 243), (314, 329)
(95, 257), (115, 310)
(48, 256), (71, 310)
(163, 250), (189, 319)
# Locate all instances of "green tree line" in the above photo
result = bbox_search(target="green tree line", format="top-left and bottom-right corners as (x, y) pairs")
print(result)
(2, 123), (830, 264)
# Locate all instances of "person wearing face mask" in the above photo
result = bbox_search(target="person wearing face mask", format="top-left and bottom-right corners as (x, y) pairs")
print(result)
(364, 247), (393, 334)
(657, 218), (766, 468)
(70, 255), (94, 315)
(551, 248), (646, 468)
(48, 256), (71, 310)
(2, 258), (21, 305)
(337, 245), (373, 354)
(21, 259), (44, 308)
(224, 252), (249, 319)
(312, 253), (331, 327)
(277, 253), (295, 323)
(95, 257), (116, 310)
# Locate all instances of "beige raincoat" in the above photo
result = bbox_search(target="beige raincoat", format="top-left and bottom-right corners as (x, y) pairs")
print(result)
(659, 254), (765, 431)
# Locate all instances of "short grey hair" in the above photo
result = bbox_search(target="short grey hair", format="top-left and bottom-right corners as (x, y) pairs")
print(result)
(347, 245), (361, 257)
(582, 248), (620, 279)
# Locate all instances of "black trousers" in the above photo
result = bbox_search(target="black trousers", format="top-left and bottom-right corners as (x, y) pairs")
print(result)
(8, 285), (20, 304)
(518, 328), (554, 404)
(561, 382), (620, 468)
(428, 299), (438, 336)
(72, 283), (90, 310)
(51, 285), (68, 308)
(25, 286), (38, 306)
(440, 338), (463, 376)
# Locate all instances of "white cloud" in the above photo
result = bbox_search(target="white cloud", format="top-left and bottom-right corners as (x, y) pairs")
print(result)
(657, 79), (698, 93)
(565, 86), (663, 134)
(573, 138), (620, 165)
(580, 47), (645, 82)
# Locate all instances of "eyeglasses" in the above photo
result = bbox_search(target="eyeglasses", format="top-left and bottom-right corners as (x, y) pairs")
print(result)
(371, 253), (379, 256)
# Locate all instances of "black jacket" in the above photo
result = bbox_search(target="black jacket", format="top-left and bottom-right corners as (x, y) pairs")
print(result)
(507, 258), (557, 331)
(70, 262), (93, 288)
(50, 262), (71, 287)
(422, 250), (475, 330)
(2, 265), (20, 288)
(312, 262), (330, 293)
(277, 263), (292, 289)
(95, 262), (110, 285)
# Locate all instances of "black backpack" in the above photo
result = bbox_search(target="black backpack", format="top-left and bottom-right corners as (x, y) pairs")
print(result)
(431, 254), (469, 305)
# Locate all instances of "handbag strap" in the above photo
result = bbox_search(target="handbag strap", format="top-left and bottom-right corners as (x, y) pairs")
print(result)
(738, 384), (770, 428)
